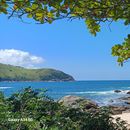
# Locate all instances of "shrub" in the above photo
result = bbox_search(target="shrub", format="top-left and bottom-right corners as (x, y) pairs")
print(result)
(0, 87), (128, 130)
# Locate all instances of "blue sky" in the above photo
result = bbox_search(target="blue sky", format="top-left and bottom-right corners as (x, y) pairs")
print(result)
(0, 15), (130, 80)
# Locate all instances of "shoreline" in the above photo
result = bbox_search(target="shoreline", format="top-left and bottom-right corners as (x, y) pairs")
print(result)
(0, 80), (76, 83)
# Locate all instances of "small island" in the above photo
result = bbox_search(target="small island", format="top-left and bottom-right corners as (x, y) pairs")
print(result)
(0, 63), (74, 82)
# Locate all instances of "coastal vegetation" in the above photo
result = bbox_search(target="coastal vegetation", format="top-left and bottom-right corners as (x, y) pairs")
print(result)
(0, 87), (128, 130)
(0, 63), (74, 81)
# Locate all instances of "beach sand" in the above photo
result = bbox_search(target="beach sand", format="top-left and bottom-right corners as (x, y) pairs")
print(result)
(113, 112), (130, 129)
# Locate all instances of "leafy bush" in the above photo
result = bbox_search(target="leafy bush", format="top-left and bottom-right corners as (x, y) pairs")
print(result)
(0, 87), (128, 130)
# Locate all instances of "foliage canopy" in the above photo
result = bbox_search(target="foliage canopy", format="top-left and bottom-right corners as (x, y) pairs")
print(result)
(0, 0), (130, 65)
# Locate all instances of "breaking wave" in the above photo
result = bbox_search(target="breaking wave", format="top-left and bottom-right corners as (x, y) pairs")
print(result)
(64, 91), (115, 95)
(0, 87), (12, 89)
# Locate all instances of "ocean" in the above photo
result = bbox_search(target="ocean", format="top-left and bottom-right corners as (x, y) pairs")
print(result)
(0, 80), (130, 106)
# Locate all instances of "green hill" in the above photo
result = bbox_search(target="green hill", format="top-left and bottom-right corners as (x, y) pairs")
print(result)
(0, 63), (74, 81)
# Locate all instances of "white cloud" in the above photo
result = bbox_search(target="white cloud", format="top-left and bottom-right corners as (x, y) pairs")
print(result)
(0, 49), (44, 68)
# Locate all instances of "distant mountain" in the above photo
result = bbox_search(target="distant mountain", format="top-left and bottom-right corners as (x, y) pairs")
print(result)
(0, 63), (74, 81)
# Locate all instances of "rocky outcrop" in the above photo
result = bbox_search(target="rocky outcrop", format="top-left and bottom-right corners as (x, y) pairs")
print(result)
(109, 105), (130, 115)
(119, 97), (130, 105)
(58, 95), (98, 111)
(114, 90), (122, 93)
(127, 91), (130, 94)
(114, 90), (130, 94)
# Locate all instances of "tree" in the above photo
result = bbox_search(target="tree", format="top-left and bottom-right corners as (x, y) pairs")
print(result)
(1, 0), (130, 65)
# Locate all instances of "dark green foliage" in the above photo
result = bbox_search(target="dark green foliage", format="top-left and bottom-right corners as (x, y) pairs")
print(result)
(0, 87), (128, 130)
(0, 63), (74, 81)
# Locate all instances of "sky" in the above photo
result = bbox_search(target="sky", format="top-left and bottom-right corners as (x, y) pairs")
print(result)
(0, 15), (130, 80)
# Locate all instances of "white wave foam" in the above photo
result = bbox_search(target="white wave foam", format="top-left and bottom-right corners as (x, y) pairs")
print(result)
(68, 89), (130, 95)
(119, 90), (130, 94)
(65, 91), (114, 95)
(0, 87), (12, 89)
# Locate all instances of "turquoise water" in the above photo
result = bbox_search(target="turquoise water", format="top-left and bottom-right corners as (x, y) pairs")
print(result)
(0, 80), (130, 106)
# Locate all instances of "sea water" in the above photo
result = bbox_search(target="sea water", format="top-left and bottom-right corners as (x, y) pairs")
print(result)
(0, 80), (130, 106)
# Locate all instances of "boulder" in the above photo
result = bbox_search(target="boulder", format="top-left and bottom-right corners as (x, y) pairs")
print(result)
(109, 105), (130, 115)
(125, 101), (130, 105)
(127, 91), (130, 94)
(119, 97), (130, 101)
(110, 96), (130, 114)
(58, 95), (98, 110)
(109, 99), (114, 103)
(117, 96), (130, 106)
(114, 90), (122, 93)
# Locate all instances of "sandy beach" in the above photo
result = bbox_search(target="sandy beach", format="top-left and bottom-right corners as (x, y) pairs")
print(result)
(113, 112), (130, 129)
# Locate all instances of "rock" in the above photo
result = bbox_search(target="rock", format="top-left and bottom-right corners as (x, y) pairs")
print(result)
(109, 105), (130, 115)
(125, 101), (130, 105)
(58, 95), (98, 110)
(127, 91), (130, 94)
(112, 96), (130, 114)
(117, 96), (130, 106)
(109, 99), (114, 103)
(119, 97), (130, 101)
(114, 90), (122, 93)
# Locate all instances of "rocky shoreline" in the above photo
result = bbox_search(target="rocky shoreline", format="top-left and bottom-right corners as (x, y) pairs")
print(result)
(58, 94), (130, 129)
(112, 90), (130, 114)
(58, 89), (130, 114)
(58, 95), (130, 114)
